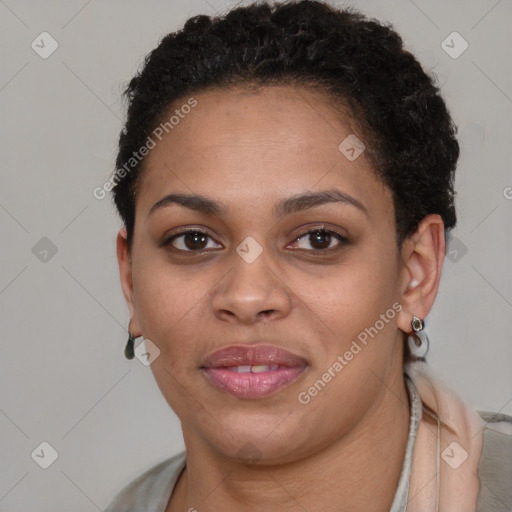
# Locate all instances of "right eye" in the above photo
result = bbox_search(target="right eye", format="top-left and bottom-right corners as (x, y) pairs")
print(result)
(162, 229), (223, 253)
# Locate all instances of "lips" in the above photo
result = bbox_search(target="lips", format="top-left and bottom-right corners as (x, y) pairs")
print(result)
(202, 344), (308, 368)
(201, 344), (308, 399)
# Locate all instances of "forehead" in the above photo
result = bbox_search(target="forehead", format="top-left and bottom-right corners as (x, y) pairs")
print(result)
(135, 85), (391, 219)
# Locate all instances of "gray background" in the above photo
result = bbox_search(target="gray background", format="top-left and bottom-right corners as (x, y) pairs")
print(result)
(0, 0), (511, 510)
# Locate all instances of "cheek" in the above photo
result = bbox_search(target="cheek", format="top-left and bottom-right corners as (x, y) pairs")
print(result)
(131, 258), (208, 358)
(149, 359), (208, 423)
(295, 255), (399, 341)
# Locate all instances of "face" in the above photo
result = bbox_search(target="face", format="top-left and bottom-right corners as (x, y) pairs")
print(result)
(121, 85), (411, 464)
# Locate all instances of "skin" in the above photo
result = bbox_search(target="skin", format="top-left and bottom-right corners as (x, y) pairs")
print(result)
(117, 85), (445, 512)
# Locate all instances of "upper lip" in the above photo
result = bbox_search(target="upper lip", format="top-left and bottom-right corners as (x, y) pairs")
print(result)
(202, 344), (308, 368)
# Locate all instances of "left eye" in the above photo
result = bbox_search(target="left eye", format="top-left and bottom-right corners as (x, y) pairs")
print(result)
(289, 228), (348, 252)
(164, 229), (221, 252)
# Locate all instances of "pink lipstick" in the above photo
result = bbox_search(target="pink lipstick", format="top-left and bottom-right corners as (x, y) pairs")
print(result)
(201, 344), (308, 399)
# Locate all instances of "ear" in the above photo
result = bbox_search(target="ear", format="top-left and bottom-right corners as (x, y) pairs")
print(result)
(396, 214), (445, 333)
(116, 228), (142, 337)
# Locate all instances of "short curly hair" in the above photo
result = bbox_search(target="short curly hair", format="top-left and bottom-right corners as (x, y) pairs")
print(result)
(110, 0), (459, 252)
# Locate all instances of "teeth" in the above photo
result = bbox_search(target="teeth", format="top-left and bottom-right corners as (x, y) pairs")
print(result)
(225, 364), (280, 373)
(251, 365), (270, 373)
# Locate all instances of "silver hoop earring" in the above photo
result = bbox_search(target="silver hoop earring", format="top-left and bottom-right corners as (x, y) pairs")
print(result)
(407, 316), (429, 361)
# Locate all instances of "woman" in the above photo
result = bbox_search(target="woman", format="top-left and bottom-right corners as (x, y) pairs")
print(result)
(105, 1), (511, 510)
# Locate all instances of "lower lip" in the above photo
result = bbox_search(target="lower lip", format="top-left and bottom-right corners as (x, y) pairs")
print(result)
(203, 366), (307, 399)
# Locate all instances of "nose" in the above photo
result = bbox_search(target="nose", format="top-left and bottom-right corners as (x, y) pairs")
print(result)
(211, 248), (293, 325)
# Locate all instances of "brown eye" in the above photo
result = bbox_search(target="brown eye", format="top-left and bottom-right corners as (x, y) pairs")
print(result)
(308, 230), (332, 250)
(164, 229), (222, 252)
(181, 231), (208, 250)
(289, 228), (348, 253)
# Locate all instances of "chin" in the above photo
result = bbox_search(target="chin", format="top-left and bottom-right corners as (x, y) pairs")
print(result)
(192, 410), (311, 464)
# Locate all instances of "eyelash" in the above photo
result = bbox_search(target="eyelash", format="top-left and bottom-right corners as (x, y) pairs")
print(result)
(162, 227), (349, 255)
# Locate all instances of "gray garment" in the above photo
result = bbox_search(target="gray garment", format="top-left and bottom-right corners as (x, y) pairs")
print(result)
(389, 375), (423, 512)
(103, 451), (186, 512)
(103, 401), (512, 512)
(475, 412), (512, 511)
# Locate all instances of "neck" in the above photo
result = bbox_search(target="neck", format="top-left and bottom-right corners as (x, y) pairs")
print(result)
(169, 364), (410, 512)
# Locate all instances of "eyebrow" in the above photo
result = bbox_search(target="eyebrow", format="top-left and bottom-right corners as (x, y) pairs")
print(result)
(148, 188), (368, 218)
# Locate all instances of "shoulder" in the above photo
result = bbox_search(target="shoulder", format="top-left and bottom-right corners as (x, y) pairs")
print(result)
(476, 411), (512, 512)
(103, 451), (187, 512)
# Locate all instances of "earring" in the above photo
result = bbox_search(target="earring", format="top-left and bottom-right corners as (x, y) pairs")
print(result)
(125, 331), (135, 360)
(407, 315), (429, 361)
